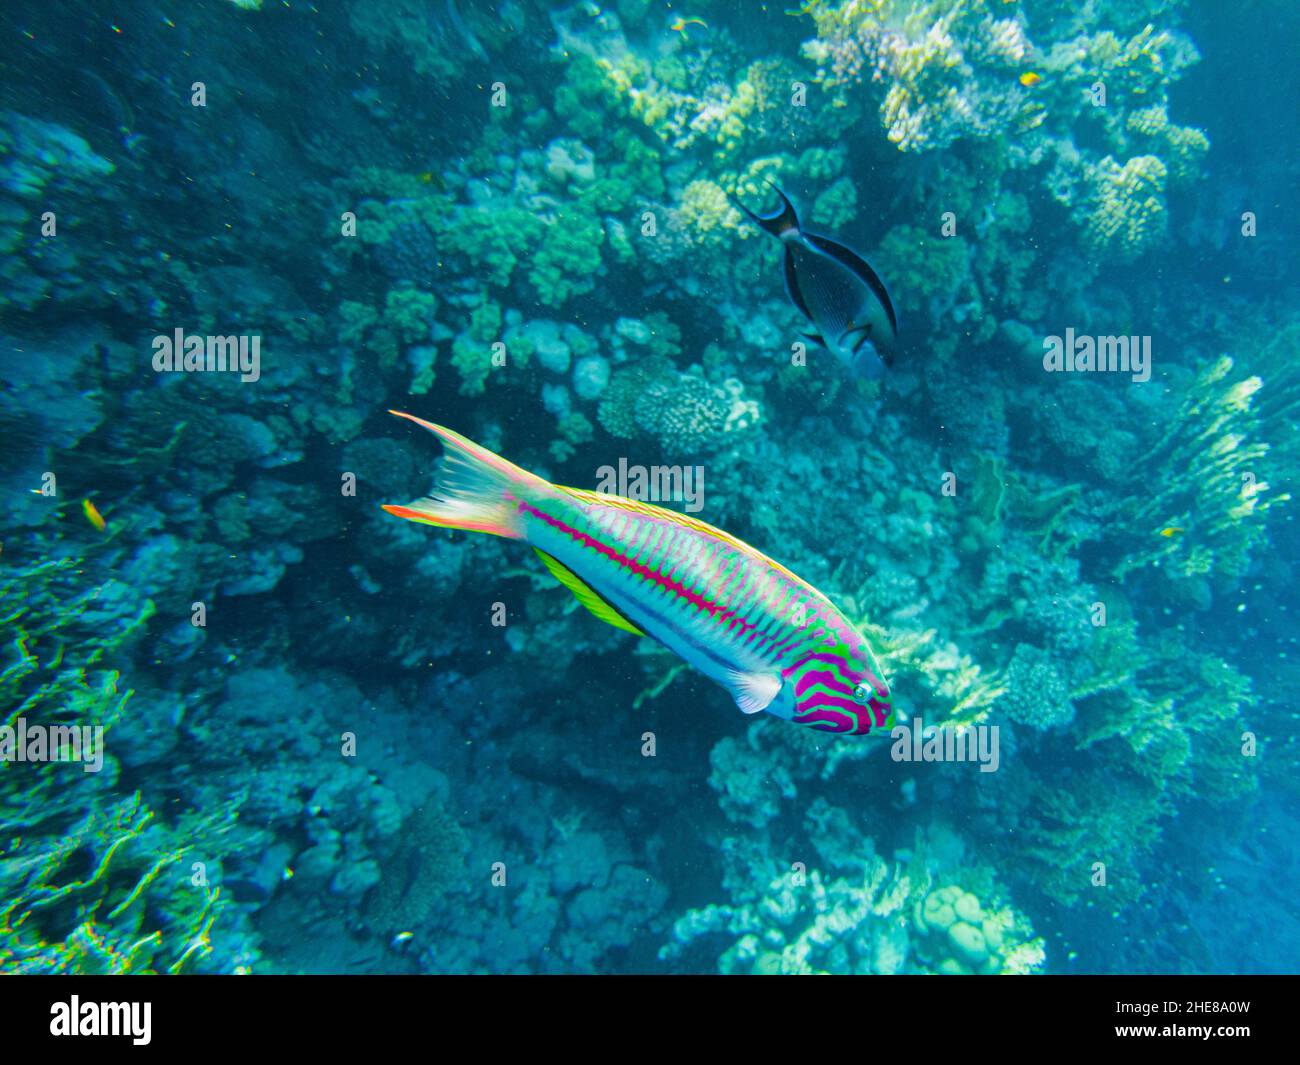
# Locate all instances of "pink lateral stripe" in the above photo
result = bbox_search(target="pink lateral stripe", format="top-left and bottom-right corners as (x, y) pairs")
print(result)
(522, 501), (756, 633)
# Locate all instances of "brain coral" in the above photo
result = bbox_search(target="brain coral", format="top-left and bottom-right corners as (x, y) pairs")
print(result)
(998, 643), (1076, 730)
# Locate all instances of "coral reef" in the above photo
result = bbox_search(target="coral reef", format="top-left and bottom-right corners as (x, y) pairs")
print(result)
(662, 815), (1044, 975)
(0, 0), (1290, 978)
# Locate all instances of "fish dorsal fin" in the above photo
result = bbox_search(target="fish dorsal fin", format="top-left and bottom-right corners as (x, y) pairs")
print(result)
(730, 670), (782, 714)
(804, 231), (899, 337)
(533, 548), (645, 636)
(556, 487), (827, 599)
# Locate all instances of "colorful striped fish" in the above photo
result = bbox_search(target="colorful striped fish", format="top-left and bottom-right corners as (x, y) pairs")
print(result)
(382, 412), (894, 735)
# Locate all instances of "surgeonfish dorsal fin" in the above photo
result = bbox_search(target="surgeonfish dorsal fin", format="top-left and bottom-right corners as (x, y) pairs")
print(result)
(803, 231), (899, 338)
(533, 548), (646, 636)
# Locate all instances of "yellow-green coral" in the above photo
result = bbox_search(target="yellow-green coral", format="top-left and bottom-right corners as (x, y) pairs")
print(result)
(1082, 154), (1168, 261)
(912, 882), (1045, 975)
(1125, 105), (1209, 185)
(1, 554), (236, 974)
(1113, 355), (1283, 582)
(874, 223), (972, 315)
(676, 180), (742, 242)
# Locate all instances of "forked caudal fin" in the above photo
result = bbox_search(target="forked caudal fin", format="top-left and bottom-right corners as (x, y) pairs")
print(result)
(381, 411), (549, 539)
(728, 179), (801, 240)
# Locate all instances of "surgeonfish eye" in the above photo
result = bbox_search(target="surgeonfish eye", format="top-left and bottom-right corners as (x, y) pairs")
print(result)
(852, 682), (871, 705)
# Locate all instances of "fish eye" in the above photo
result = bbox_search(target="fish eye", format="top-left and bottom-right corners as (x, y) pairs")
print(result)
(852, 682), (871, 704)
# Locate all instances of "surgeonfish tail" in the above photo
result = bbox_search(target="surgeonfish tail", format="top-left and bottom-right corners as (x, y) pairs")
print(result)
(381, 411), (548, 539)
(729, 180), (801, 239)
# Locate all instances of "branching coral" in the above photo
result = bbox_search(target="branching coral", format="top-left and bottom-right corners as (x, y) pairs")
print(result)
(802, 0), (1031, 152)
(0, 551), (250, 973)
(1110, 355), (1283, 585)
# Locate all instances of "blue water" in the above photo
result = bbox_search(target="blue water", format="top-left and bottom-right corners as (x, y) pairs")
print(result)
(0, 0), (1296, 975)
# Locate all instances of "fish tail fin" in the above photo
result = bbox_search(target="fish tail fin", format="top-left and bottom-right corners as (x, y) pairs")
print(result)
(381, 411), (547, 540)
(729, 180), (800, 239)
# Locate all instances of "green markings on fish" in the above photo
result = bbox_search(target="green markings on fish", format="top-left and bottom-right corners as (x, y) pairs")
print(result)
(731, 181), (899, 379)
(382, 411), (894, 736)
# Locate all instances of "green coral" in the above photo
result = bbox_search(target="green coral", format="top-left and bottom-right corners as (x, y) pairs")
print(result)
(529, 205), (605, 307)
(1111, 355), (1283, 583)
(1082, 154), (1168, 262)
(450, 336), (491, 397)
(0, 554), (242, 973)
(676, 180), (742, 243)
(874, 224), (971, 315)
(1125, 105), (1209, 185)
(811, 177), (858, 229)
(1, 796), (225, 974)
(384, 286), (438, 342)
(550, 411), (595, 463)
(662, 817), (1044, 975)
(998, 644), (1075, 730)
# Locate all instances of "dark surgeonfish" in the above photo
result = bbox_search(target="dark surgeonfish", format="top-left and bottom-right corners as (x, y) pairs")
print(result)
(731, 182), (899, 379)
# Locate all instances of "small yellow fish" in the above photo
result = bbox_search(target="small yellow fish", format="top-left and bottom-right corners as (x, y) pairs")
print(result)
(671, 16), (707, 37)
(282, 866), (295, 881)
(392, 931), (415, 947)
(82, 499), (107, 532)
(1019, 71), (1042, 87)
(1159, 526), (1184, 538)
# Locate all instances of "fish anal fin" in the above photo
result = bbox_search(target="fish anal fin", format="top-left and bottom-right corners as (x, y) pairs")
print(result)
(730, 670), (782, 715)
(837, 322), (873, 349)
(802, 331), (828, 349)
(533, 548), (645, 636)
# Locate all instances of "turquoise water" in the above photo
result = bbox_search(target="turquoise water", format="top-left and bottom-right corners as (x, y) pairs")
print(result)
(0, 0), (1296, 975)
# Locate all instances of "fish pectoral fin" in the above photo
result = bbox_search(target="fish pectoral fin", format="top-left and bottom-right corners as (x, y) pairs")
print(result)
(533, 548), (645, 636)
(838, 322), (875, 353)
(729, 670), (783, 715)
